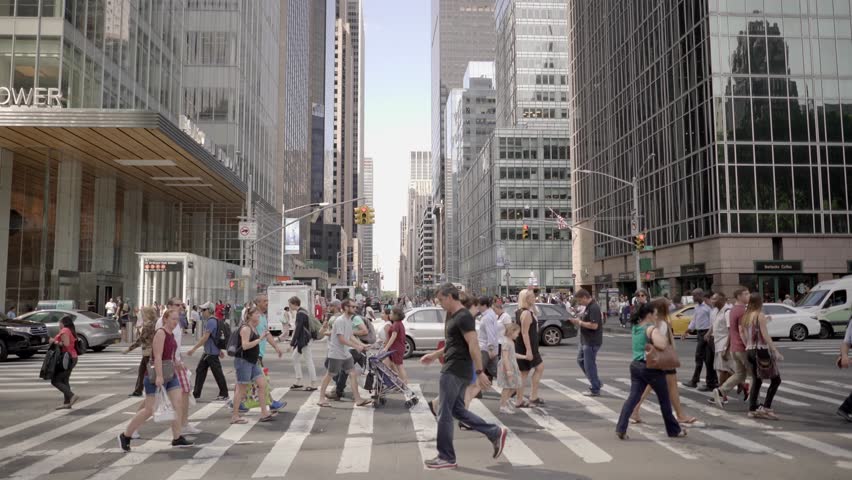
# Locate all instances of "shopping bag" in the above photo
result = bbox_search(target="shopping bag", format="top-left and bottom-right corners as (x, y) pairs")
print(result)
(244, 368), (273, 409)
(153, 387), (176, 423)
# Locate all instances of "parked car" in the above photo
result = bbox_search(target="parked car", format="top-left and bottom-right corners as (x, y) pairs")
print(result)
(762, 303), (821, 342)
(372, 307), (447, 359)
(16, 309), (122, 352)
(0, 314), (50, 361)
(671, 304), (696, 337)
(503, 303), (578, 347)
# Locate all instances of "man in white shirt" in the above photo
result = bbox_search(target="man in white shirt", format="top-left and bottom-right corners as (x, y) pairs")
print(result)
(105, 298), (116, 319)
(477, 297), (500, 381)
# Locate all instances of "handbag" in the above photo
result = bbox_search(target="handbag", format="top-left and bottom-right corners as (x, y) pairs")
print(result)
(153, 387), (176, 423)
(750, 315), (778, 379)
(146, 360), (175, 383)
(644, 326), (681, 370)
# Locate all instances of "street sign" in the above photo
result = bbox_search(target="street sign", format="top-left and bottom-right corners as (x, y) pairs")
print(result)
(238, 220), (258, 241)
(643, 246), (655, 251)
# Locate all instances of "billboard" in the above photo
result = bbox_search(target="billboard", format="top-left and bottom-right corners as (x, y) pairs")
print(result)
(284, 218), (299, 255)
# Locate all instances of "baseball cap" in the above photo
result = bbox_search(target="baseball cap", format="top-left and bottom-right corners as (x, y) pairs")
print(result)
(199, 301), (214, 310)
(330, 299), (342, 308)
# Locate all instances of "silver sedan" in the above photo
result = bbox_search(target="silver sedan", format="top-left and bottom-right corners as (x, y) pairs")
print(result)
(17, 309), (123, 352)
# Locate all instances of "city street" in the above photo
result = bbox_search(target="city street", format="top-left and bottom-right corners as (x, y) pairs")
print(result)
(0, 330), (850, 480)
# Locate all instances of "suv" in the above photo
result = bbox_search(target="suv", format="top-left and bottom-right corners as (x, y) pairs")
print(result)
(503, 303), (578, 346)
(0, 313), (50, 361)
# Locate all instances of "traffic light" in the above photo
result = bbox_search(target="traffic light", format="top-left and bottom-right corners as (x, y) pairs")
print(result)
(634, 233), (646, 250)
(521, 224), (530, 240)
(229, 280), (237, 289)
(364, 206), (375, 225)
(355, 206), (370, 224)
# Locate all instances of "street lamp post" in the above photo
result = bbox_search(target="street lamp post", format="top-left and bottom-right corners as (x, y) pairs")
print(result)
(575, 153), (654, 293)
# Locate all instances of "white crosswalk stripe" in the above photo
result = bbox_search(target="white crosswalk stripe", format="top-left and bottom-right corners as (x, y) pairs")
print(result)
(1, 377), (851, 477)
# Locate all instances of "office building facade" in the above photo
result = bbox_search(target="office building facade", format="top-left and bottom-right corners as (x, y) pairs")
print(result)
(569, 0), (852, 301)
(431, 0), (496, 284)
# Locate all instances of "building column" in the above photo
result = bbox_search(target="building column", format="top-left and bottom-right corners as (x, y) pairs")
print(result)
(191, 211), (207, 255)
(91, 177), (116, 273)
(121, 190), (144, 303)
(146, 200), (167, 251)
(53, 158), (82, 271)
(0, 150), (13, 305)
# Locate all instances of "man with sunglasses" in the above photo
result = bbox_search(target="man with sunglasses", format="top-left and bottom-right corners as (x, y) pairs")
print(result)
(317, 299), (372, 407)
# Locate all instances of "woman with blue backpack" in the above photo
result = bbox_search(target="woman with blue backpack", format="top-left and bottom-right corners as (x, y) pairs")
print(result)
(289, 296), (318, 391)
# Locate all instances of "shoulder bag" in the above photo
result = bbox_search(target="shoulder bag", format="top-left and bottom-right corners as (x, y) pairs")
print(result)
(751, 317), (778, 379)
(644, 326), (681, 370)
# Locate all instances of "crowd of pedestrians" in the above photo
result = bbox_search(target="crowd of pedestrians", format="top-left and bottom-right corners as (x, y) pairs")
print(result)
(30, 280), (850, 468)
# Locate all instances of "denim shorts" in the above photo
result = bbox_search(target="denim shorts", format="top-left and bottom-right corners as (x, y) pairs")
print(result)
(234, 357), (263, 384)
(143, 374), (180, 395)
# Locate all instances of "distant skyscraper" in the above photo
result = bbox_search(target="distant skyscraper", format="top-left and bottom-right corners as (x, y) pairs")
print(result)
(361, 156), (375, 271)
(410, 151), (431, 181)
(569, 0), (852, 300)
(431, 0), (496, 283)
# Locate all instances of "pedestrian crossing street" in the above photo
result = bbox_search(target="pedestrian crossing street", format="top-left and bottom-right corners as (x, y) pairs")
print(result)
(0, 375), (850, 479)
(0, 348), (191, 395)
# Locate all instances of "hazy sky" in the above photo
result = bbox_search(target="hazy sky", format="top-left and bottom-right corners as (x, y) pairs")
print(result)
(363, 0), (431, 293)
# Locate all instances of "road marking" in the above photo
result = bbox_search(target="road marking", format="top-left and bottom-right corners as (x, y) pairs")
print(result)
(337, 387), (375, 474)
(837, 433), (852, 440)
(613, 378), (772, 430)
(337, 437), (373, 474)
(783, 380), (846, 398)
(169, 388), (289, 480)
(492, 387), (611, 463)
(0, 393), (112, 439)
(0, 372), (114, 378)
(819, 380), (852, 389)
(252, 390), (319, 479)
(0, 388), (59, 393)
(469, 399), (543, 466)
(0, 396), (138, 462)
(760, 383), (843, 405)
(769, 430), (852, 470)
(680, 382), (810, 407)
(407, 384), (438, 470)
(0, 381), (92, 387)
(600, 379), (790, 459)
(88, 401), (228, 480)
(542, 379), (699, 460)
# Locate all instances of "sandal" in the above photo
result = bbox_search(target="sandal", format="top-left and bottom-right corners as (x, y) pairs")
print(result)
(356, 399), (373, 407)
(259, 415), (276, 423)
(629, 417), (642, 424)
(317, 401), (332, 407)
(670, 430), (688, 438)
(304, 386), (317, 391)
(678, 416), (698, 425)
(230, 417), (248, 424)
(515, 400), (531, 409)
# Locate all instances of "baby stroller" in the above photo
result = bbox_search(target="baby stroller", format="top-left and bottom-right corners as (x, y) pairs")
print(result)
(366, 350), (419, 408)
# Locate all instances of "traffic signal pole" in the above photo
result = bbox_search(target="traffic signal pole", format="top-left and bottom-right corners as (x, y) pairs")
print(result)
(632, 174), (642, 292)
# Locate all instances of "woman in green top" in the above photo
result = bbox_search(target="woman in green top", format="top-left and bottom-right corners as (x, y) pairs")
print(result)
(615, 302), (685, 439)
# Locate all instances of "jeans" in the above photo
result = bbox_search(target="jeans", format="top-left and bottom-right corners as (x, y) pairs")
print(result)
(577, 344), (602, 393)
(51, 357), (76, 403)
(718, 351), (750, 395)
(193, 353), (229, 398)
(840, 390), (852, 414)
(132, 355), (149, 395)
(436, 372), (501, 463)
(690, 330), (718, 388)
(616, 361), (681, 437)
(292, 342), (317, 384)
(747, 350), (781, 411)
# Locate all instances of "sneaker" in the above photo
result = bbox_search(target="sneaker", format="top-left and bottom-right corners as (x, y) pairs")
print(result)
(499, 405), (516, 415)
(836, 408), (852, 422)
(761, 408), (779, 420)
(171, 436), (194, 448)
(55, 404), (70, 410)
(325, 391), (342, 401)
(491, 427), (508, 459)
(697, 385), (712, 392)
(712, 388), (724, 408)
(128, 392), (142, 397)
(68, 395), (79, 407)
(214, 396), (229, 402)
(239, 402), (249, 413)
(270, 400), (286, 411)
(131, 431), (141, 440)
(181, 424), (202, 435)
(681, 381), (698, 388)
(582, 391), (601, 397)
(748, 409), (767, 419)
(117, 433), (131, 452)
(424, 456), (457, 469)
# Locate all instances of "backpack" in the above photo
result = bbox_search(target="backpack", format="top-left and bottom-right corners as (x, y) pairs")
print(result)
(215, 318), (231, 350)
(358, 315), (377, 345)
(306, 309), (322, 340)
(226, 323), (245, 357)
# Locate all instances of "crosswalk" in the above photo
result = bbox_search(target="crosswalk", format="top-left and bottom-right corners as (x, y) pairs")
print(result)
(1, 376), (850, 478)
(775, 340), (843, 357)
(0, 349), (192, 395)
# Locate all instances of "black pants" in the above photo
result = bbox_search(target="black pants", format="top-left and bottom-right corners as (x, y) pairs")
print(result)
(132, 355), (149, 395)
(690, 329), (718, 388)
(747, 350), (781, 411)
(193, 353), (229, 399)
(840, 391), (852, 414)
(334, 349), (365, 397)
(52, 358), (77, 403)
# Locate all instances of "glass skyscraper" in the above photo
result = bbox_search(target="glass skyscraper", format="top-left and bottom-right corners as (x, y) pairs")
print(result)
(569, 0), (852, 301)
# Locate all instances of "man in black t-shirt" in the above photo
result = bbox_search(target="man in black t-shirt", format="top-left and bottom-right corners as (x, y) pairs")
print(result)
(571, 289), (603, 396)
(420, 284), (507, 469)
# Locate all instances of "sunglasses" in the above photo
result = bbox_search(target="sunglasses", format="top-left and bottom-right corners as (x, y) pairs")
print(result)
(637, 294), (647, 297)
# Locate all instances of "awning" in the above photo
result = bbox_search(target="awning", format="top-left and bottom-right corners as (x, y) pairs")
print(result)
(0, 109), (247, 204)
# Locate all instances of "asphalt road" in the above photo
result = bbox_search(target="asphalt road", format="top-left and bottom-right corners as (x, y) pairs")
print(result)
(0, 328), (850, 480)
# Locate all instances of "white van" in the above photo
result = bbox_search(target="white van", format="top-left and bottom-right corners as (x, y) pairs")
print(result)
(796, 276), (852, 339)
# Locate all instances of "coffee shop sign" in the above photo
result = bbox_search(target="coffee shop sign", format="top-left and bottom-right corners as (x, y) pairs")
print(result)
(0, 87), (64, 107)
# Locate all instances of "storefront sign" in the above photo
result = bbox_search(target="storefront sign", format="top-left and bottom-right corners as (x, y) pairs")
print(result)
(754, 260), (802, 273)
(617, 272), (634, 281)
(0, 87), (63, 107)
(144, 261), (183, 272)
(594, 274), (612, 284)
(680, 263), (706, 276)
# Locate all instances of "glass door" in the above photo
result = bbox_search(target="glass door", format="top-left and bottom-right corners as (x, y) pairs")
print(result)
(759, 276), (778, 303)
